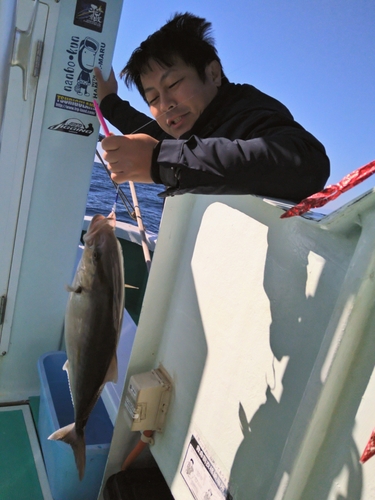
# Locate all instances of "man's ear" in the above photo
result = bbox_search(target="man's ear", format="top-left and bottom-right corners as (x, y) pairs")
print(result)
(206, 60), (222, 87)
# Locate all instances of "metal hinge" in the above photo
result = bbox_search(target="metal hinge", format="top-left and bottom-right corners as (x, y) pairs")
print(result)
(11, 0), (40, 100)
(0, 295), (7, 326)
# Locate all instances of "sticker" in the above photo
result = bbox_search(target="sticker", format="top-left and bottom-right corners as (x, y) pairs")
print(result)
(124, 396), (136, 419)
(48, 118), (94, 136)
(181, 435), (232, 500)
(60, 35), (106, 103)
(128, 382), (138, 399)
(74, 0), (106, 33)
(54, 94), (95, 116)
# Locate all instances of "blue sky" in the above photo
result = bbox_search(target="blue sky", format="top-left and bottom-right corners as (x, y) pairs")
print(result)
(107, 1), (374, 211)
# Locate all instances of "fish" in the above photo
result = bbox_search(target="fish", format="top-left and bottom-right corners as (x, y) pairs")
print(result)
(48, 214), (124, 480)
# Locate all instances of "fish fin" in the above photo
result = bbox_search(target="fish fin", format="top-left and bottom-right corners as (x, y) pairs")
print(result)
(66, 285), (83, 293)
(105, 353), (118, 383)
(49, 424), (86, 480)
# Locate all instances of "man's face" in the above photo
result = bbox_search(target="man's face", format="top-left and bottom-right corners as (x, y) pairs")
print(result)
(140, 57), (221, 139)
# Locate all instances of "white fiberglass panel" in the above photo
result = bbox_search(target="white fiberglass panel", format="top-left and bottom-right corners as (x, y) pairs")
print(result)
(103, 191), (375, 500)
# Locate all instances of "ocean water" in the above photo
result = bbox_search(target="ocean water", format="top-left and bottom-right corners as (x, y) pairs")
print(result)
(85, 161), (165, 234)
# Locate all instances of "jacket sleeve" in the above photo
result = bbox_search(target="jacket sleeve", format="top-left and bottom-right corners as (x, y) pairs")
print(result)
(151, 120), (330, 202)
(99, 93), (168, 139)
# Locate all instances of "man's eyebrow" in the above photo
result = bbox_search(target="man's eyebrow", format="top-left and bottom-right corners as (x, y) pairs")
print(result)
(143, 68), (177, 94)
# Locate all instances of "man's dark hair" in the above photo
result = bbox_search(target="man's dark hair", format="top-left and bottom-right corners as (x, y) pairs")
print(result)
(120, 12), (224, 100)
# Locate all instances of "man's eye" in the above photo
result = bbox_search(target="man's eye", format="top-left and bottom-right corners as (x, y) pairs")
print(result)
(169, 78), (182, 89)
(148, 96), (159, 105)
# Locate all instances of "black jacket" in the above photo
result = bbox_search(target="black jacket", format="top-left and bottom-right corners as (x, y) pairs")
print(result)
(100, 80), (330, 202)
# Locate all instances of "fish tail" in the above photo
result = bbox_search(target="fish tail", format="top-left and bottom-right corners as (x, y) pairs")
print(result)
(48, 423), (86, 480)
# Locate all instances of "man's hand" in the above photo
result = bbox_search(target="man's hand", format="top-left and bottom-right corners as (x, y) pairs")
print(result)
(101, 134), (159, 184)
(93, 67), (118, 102)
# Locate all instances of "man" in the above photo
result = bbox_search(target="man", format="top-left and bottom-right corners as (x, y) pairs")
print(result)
(94, 12), (329, 201)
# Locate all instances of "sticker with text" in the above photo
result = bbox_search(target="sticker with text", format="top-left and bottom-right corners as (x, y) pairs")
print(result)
(181, 435), (232, 500)
(54, 94), (95, 116)
(60, 35), (105, 104)
(74, 0), (106, 33)
(48, 118), (94, 136)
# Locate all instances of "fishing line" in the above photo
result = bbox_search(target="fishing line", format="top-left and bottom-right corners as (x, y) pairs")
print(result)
(94, 73), (228, 223)
(95, 147), (137, 222)
(94, 105), (152, 275)
(112, 185), (119, 214)
(95, 67), (244, 221)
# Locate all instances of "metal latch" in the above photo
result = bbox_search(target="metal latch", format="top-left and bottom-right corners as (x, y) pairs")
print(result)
(0, 295), (7, 326)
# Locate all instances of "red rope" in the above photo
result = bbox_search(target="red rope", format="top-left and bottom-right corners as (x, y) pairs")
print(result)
(280, 159), (375, 219)
(360, 428), (375, 464)
(279, 158), (375, 466)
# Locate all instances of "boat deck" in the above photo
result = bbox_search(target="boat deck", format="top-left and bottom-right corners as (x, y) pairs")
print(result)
(0, 400), (52, 500)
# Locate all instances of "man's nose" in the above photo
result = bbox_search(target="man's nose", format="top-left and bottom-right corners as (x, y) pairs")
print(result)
(160, 93), (176, 113)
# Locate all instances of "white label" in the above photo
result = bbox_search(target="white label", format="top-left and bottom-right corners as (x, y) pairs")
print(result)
(128, 382), (138, 399)
(181, 435), (232, 500)
(124, 396), (137, 419)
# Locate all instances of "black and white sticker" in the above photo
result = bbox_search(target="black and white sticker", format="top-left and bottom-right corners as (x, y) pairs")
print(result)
(48, 118), (94, 136)
(181, 435), (232, 500)
(59, 34), (105, 104)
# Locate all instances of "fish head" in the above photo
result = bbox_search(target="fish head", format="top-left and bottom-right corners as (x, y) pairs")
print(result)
(84, 214), (115, 242)
(83, 214), (115, 264)
(81, 214), (123, 291)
